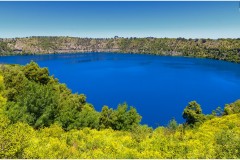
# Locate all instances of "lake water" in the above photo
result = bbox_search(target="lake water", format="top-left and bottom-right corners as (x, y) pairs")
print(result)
(1, 52), (240, 127)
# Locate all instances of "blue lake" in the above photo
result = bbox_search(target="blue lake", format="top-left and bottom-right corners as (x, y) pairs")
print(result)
(1, 52), (240, 127)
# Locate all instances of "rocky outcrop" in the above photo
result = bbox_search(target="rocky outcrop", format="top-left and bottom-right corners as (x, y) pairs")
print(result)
(0, 36), (239, 63)
(0, 37), (122, 54)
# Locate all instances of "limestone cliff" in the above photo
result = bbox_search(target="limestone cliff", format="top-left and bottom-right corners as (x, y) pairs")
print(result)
(0, 36), (239, 63)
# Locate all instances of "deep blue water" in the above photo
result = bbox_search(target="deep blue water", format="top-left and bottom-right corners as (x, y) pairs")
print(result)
(1, 52), (240, 127)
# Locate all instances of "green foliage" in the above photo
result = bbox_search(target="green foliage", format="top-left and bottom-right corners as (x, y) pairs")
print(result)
(215, 130), (240, 158)
(0, 97), (9, 130)
(0, 122), (35, 158)
(167, 118), (178, 130)
(223, 100), (240, 115)
(118, 38), (240, 63)
(1, 112), (237, 159)
(0, 62), (240, 158)
(99, 105), (114, 129)
(1, 63), (60, 128)
(0, 75), (4, 91)
(99, 103), (142, 131)
(38, 37), (57, 50)
(55, 93), (87, 130)
(212, 106), (224, 116)
(131, 125), (153, 142)
(23, 124), (69, 159)
(22, 61), (50, 84)
(1, 65), (29, 101)
(67, 104), (100, 130)
(1, 63), (142, 132)
(0, 41), (12, 55)
(1, 37), (240, 63)
(182, 101), (205, 126)
(0, 75), (10, 132)
(1, 63), (86, 130)
(5, 81), (59, 128)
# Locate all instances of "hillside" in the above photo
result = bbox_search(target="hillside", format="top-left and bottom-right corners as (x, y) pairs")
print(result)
(1, 113), (240, 159)
(0, 36), (240, 63)
(0, 62), (240, 158)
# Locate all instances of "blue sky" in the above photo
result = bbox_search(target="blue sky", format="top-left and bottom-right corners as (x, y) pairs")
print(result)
(0, 1), (239, 38)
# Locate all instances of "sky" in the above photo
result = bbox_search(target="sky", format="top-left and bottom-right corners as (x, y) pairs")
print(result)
(0, 1), (239, 39)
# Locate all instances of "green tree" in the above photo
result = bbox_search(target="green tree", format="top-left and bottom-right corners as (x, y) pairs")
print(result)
(223, 100), (240, 115)
(22, 61), (50, 84)
(99, 105), (114, 129)
(111, 103), (142, 131)
(2, 66), (28, 101)
(56, 93), (86, 130)
(5, 82), (59, 128)
(167, 118), (178, 130)
(99, 103), (141, 131)
(67, 104), (100, 130)
(182, 101), (204, 126)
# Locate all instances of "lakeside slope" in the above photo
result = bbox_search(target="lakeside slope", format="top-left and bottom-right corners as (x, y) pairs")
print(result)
(0, 62), (240, 158)
(0, 36), (240, 63)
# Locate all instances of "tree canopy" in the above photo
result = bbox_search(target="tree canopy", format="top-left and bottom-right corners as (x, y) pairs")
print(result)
(0, 62), (240, 158)
(182, 101), (205, 126)
(0, 62), (142, 131)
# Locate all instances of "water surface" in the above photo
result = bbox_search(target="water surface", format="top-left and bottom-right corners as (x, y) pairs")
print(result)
(1, 52), (240, 127)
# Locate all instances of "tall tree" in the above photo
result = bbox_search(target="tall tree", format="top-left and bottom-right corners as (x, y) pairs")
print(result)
(182, 101), (204, 126)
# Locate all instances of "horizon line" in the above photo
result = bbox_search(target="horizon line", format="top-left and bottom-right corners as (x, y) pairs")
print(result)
(1, 36), (240, 40)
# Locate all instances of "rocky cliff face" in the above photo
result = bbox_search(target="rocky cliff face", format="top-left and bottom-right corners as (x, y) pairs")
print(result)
(0, 37), (121, 54)
(0, 36), (239, 63)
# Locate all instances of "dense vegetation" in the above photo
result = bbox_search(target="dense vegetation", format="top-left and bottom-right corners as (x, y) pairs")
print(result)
(0, 62), (141, 131)
(1, 36), (240, 63)
(119, 38), (240, 63)
(0, 62), (240, 158)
